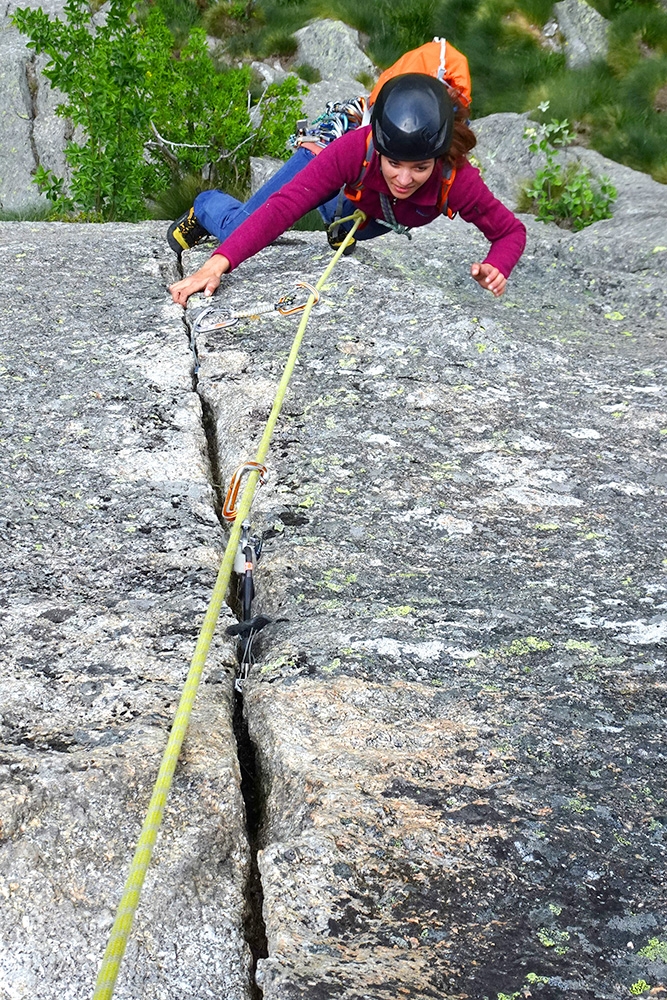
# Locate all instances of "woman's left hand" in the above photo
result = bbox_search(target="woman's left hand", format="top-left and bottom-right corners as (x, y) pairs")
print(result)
(470, 262), (506, 297)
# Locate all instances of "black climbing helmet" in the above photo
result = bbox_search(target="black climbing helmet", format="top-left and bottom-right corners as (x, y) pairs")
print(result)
(371, 73), (455, 161)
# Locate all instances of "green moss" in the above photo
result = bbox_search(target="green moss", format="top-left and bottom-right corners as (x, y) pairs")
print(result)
(564, 796), (593, 813)
(318, 598), (343, 610)
(537, 927), (570, 952)
(377, 605), (416, 617)
(565, 639), (599, 653)
(259, 654), (295, 673)
(320, 568), (357, 592)
(506, 636), (551, 656)
(638, 937), (667, 961)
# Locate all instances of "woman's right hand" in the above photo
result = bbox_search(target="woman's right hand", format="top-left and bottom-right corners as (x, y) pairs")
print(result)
(169, 254), (230, 307)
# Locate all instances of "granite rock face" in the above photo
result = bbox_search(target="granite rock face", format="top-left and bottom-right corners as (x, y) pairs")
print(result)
(1, 134), (667, 1000)
(0, 0), (72, 212)
(0, 22), (42, 211)
(182, 156), (667, 997)
(554, 0), (610, 69)
(0, 222), (252, 999)
(293, 19), (376, 83)
(250, 155), (284, 196)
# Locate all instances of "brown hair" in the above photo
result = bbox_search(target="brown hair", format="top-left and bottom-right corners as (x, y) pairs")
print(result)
(442, 110), (477, 169)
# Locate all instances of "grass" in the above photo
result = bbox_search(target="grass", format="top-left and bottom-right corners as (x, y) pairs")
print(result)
(203, 0), (263, 40)
(152, 0), (201, 46)
(0, 204), (54, 222)
(290, 208), (325, 231)
(295, 63), (322, 83)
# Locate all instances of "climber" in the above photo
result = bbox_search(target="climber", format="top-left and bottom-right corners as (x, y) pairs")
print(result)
(167, 73), (526, 306)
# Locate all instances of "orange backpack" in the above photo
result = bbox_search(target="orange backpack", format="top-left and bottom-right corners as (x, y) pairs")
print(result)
(343, 38), (471, 218)
(368, 37), (472, 112)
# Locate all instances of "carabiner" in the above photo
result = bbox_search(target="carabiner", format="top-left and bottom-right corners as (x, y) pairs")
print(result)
(222, 461), (268, 522)
(277, 281), (320, 315)
(192, 305), (239, 334)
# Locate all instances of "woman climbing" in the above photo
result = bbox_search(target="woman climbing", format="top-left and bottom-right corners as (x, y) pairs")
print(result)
(168, 72), (526, 306)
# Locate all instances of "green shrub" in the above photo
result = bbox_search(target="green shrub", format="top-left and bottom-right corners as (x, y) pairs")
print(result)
(12, 0), (303, 220)
(521, 110), (617, 230)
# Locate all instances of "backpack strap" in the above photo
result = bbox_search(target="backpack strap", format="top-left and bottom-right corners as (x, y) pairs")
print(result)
(343, 132), (374, 203)
(377, 192), (412, 239)
(434, 36), (447, 83)
(438, 164), (457, 217)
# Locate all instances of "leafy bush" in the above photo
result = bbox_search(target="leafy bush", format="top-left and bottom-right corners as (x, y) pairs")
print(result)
(12, 0), (303, 220)
(521, 109), (617, 230)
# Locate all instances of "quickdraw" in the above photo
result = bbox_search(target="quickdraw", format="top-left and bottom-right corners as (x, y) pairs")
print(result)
(226, 520), (272, 687)
(193, 280), (320, 333)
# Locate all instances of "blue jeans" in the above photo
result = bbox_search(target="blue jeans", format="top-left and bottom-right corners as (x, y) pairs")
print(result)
(193, 146), (388, 243)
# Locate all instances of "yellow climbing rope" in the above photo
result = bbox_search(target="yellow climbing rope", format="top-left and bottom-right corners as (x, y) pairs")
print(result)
(92, 210), (366, 1000)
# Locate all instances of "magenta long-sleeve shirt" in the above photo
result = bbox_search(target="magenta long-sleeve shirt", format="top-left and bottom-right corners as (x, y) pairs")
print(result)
(213, 125), (526, 278)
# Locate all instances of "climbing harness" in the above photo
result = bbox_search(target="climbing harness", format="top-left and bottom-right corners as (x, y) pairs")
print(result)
(91, 208), (366, 1000)
(377, 192), (413, 239)
(193, 280), (320, 334)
